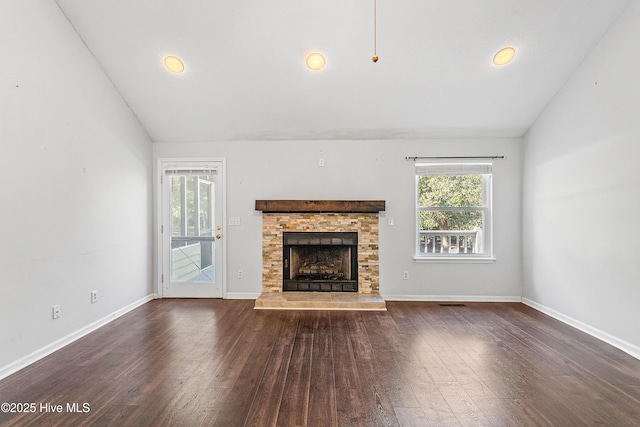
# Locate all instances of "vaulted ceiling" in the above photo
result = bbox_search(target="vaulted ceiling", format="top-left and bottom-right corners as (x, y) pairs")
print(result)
(55, 0), (632, 142)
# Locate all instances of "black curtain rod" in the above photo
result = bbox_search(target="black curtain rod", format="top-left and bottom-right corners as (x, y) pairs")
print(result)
(406, 156), (505, 160)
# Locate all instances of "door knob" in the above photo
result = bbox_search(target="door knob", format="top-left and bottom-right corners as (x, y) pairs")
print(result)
(216, 234), (222, 239)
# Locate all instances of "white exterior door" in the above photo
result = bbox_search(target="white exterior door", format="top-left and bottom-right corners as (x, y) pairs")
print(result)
(161, 160), (225, 298)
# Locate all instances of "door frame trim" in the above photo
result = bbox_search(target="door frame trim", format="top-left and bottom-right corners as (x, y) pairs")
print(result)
(155, 157), (227, 298)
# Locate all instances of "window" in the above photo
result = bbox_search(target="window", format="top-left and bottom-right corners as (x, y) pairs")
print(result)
(165, 169), (217, 282)
(415, 163), (493, 260)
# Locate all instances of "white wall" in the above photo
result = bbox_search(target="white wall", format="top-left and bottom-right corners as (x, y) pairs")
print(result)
(0, 0), (153, 372)
(154, 138), (522, 301)
(522, 0), (640, 356)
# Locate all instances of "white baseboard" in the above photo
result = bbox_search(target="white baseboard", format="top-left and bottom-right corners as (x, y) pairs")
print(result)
(382, 294), (522, 303)
(522, 298), (640, 361)
(225, 292), (261, 299)
(0, 293), (157, 381)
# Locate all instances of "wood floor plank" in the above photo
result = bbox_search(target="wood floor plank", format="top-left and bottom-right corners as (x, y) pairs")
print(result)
(307, 311), (338, 427)
(276, 312), (314, 426)
(471, 396), (553, 427)
(331, 311), (372, 426)
(400, 359), (461, 426)
(208, 310), (287, 426)
(364, 312), (422, 409)
(1, 300), (640, 426)
(437, 380), (492, 426)
(89, 404), (139, 427)
(243, 311), (299, 426)
(204, 304), (271, 389)
(394, 406), (430, 427)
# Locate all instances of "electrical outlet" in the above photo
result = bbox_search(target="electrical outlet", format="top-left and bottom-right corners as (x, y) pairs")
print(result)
(52, 305), (61, 319)
(318, 158), (325, 167)
(403, 271), (409, 280)
(237, 269), (244, 279)
(91, 290), (98, 304)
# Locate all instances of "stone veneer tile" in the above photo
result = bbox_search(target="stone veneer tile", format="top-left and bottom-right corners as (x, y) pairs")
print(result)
(261, 212), (380, 294)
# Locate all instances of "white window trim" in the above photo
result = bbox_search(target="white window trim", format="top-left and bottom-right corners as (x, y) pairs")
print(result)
(414, 162), (494, 262)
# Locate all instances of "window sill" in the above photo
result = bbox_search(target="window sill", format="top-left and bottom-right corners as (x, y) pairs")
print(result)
(413, 256), (496, 264)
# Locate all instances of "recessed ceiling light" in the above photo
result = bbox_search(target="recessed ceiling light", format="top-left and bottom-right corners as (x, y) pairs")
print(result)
(493, 47), (516, 66)
(164, 55), (185, 73)
(306, 53), (326, 71)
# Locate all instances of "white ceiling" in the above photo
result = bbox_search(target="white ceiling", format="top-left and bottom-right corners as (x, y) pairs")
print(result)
(55, 0), (632, 142)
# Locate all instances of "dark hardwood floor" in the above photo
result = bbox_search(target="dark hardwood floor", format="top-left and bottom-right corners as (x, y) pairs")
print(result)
(1, 300), (639, 426)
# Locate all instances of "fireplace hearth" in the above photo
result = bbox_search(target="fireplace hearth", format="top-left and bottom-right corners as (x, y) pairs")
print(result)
(283, 232), (358, 292)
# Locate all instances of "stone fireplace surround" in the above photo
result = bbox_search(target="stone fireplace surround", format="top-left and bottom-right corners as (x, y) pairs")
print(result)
(254, 200), (386, 310)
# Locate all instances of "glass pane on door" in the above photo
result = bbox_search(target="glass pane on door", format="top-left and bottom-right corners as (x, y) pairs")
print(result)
(170, 174), (216, 283)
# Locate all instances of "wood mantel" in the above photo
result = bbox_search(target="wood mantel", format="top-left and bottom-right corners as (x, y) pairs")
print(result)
(255, 200), (385, 213)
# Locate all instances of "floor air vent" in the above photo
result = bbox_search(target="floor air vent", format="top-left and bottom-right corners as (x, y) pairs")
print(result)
(439, 303), (467, 307)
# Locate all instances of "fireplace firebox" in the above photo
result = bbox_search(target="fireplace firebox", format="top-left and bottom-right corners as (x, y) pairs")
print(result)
(283, 232), (358, 292)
